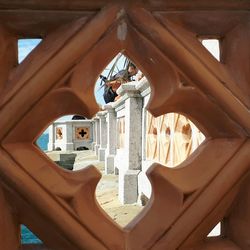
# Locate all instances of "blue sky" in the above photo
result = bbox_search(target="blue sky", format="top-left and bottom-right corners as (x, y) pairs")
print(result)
(18, 39), (42, 63)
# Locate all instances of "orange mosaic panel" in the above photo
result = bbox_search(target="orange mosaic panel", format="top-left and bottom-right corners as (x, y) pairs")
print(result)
(75, 127), (90, 140)
(56, 127), (63, 140)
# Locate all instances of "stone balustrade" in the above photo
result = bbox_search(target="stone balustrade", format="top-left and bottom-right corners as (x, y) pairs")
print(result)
(48, 120), (94, 151)
(92, 77), (205, 204)
(48, 77), (204, 205)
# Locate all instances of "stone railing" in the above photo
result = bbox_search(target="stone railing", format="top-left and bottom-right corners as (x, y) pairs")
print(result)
(92, 77), (205, 204)
(48, 119), (94, 151)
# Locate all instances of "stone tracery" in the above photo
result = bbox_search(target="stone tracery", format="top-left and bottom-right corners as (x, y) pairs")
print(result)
(0, 1), (249, 249)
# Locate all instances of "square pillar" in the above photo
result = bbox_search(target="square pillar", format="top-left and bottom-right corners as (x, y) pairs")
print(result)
(91, 121), (96, 151)
(65, 122), (74, 151)
(47, 124), (54, 151)
(116, 84), (143, 204)
(94, 117), (100, 156)
(124, 95), (143, 170)
(103, 104), (117, 174)
(97, 111), (107, 161)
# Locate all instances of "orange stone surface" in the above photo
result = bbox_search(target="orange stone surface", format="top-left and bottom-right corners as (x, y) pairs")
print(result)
(0, 1), (249, 249)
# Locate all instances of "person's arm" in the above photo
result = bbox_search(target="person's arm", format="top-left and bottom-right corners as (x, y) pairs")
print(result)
(135, 71), (144, 81)
(106, 80), (121, 91)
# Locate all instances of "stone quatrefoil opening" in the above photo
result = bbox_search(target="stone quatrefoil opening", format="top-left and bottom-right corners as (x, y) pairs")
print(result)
(0, 3), (249, 250)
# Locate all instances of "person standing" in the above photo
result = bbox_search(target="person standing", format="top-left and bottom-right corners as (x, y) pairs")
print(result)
(103, 63), (138, 103)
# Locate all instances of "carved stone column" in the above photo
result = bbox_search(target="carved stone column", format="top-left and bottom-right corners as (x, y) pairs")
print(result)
(93, 117), (100, 156)
(104, 104), (117, 174)
(91, 121), (96, 151)
(65, 122), (74, 151)
(117, 83), (143, 204)
(97, 111), (107, 161)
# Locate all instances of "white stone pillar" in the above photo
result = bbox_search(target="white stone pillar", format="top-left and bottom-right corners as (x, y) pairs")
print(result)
(97, 111), (107, 161)
(47, 124), (54, 151)
(65, 122), (74, 151)
(91, 121), (96, 151)
(138, 79), (151, 162)
(136, 79), (152, 204)
(117, 84), (143, 204)
(94, 117), (100, 156)
(103, 104), (117, 174)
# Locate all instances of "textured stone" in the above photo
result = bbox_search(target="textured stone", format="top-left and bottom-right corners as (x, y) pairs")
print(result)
(103, 104), (117, 174)
(119, 170), (140, 204)
(0, 2), (249, 250)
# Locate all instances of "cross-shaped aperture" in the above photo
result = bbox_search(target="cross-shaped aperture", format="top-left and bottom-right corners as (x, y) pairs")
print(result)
(79, 129), (87, 138)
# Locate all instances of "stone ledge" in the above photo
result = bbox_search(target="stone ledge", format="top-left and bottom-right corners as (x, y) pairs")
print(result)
(117, 82), (141, 97)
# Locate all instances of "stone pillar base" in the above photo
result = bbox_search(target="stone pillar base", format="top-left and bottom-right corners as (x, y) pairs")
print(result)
(118, 170), (140, 204)
(91, 142), (96, 151)
(105, 154), (115, 174)
(98, 148), (106, 161)
(95, 144), (100, 156)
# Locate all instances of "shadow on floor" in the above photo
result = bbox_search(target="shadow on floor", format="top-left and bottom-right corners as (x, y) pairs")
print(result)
(54, 153), (77, 170)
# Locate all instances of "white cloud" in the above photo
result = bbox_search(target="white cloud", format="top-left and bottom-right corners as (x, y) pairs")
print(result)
(55, 115), (73, 122)
(202, 39), (220, 61)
